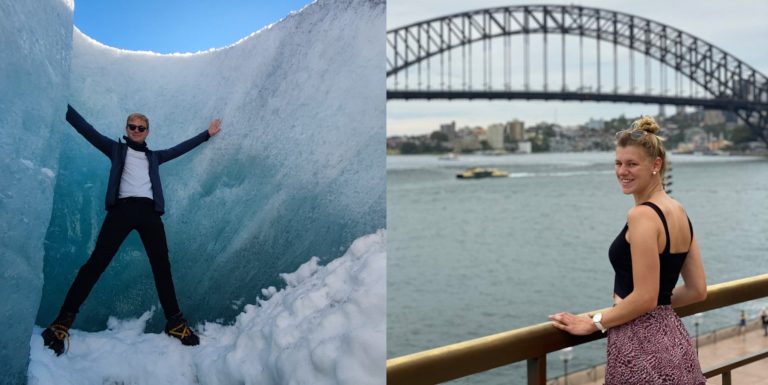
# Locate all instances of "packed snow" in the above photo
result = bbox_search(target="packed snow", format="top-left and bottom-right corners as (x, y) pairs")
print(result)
(29, 231), (385, 385)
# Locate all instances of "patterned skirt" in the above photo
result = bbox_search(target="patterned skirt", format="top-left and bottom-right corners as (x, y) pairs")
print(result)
(605, 305), (706, 385)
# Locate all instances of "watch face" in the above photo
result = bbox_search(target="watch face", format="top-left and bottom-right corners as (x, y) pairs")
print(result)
(592, 313), (606, 332)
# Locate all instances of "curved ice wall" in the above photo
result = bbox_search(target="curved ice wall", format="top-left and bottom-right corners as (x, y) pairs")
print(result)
(0, 1), (73, 383)
(37, 0), (385, 334)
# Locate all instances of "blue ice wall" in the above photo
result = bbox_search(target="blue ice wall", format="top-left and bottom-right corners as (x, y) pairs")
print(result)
(0, 0), (73, 382)
(37, 0), (385, 332)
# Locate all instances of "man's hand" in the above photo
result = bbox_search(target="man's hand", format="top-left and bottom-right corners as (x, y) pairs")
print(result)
(208, 119), (222, 137)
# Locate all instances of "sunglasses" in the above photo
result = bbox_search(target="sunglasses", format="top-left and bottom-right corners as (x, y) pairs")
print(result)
(127, 124), (147, 133)
(615, 129), (647, 140)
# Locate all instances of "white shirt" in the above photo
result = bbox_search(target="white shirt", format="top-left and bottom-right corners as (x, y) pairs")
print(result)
(118, 147), (154, 199)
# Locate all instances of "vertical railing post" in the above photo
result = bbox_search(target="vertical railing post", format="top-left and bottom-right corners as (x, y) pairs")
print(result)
(527, 355), (547, 385)
(722, 371), (732, 385)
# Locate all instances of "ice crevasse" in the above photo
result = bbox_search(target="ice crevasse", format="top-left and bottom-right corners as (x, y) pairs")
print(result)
(0, 0), (385, 383)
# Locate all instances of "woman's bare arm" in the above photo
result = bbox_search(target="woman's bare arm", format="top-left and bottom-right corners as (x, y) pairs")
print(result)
(550, 205), (663, 334)
(671, 237), (707, 307)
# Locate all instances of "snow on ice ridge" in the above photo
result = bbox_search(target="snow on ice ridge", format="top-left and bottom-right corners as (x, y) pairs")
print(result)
(28, 230), (386, 385)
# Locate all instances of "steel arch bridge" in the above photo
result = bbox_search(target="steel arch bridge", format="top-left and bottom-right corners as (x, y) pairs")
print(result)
(387, 4), (768, 142)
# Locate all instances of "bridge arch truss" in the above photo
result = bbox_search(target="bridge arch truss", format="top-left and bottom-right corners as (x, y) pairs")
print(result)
(387, 5), (768, 140)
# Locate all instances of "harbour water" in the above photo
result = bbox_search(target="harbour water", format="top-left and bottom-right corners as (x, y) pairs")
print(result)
(387, 152), (768, 384)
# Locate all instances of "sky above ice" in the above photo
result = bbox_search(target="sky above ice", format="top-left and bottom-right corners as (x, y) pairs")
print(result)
(387, 0), (768, 136)
(73, 0), (313, 53)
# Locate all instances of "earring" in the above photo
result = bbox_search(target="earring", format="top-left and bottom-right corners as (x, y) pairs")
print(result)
(653, 171), (657, 175)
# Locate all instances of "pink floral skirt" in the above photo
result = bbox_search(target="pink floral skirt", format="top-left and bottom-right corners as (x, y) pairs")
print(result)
(605, 305), (706, 385)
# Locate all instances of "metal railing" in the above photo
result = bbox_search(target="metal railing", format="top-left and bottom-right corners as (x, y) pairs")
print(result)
(703, 348), (768, 385)
(387, 274), (768, 385)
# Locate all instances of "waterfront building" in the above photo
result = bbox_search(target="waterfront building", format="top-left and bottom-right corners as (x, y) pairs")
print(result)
(517, 141), (532, 154)
(487, 123), (505, 150)
(505, 119), (525, 142)
(440, 121), (456, 140)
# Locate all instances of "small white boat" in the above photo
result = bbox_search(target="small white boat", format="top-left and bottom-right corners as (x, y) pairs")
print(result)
(438, 152), (459, 161)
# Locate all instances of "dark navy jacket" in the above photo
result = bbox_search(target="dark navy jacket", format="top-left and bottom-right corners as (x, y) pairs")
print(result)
(66, 105), (210, 215)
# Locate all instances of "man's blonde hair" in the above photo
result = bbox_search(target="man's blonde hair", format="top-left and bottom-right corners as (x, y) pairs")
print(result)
(126, 112), (149, 129)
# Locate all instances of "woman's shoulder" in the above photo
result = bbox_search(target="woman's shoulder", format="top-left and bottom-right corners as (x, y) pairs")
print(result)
(666, 197), (687, 212)
(626, 204), (661, 225)
(660, 197), (691, 223)
(626, 198), (688, 228)
(638, 197), (688, 219)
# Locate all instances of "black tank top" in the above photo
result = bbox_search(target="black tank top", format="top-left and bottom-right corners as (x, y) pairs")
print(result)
(608, 201), (693, 306)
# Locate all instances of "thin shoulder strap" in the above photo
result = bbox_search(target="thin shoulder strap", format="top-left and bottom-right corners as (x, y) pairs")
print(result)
(640, 201), (670, 255)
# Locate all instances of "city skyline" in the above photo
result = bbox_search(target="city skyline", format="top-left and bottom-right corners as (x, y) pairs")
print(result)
(387, 0), (768, 136)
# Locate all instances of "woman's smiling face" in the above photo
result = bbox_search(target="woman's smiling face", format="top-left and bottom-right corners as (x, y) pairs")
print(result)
(615, 145), (658, 195)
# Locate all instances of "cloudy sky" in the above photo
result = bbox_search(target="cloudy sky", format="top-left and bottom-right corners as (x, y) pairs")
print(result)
(387, 0), (768, 136)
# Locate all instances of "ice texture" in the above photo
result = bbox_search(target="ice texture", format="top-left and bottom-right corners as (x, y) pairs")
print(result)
(37, 0), (385, 332)
(28, 231), (385, 384)
(0, 1), (73, 383)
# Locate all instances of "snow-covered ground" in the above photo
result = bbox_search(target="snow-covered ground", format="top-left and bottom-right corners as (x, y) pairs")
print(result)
(29, 231), (385, 385)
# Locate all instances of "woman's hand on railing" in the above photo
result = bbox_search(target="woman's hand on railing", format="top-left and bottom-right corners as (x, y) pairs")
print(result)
(549, 312), (599, 335)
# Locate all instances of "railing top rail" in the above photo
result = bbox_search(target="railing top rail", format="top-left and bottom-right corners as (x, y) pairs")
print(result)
(703, 348), (768, 378)
(387, 273), (768, 385)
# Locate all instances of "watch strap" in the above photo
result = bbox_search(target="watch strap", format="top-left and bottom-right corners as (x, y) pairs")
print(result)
(592, 313), (608, 333)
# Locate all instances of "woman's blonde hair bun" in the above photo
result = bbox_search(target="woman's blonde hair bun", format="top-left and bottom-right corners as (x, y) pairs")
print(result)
(631, 115), (660, 135)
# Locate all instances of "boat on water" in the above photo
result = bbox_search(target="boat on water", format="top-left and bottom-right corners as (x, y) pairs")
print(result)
(456, 167), (509, 179)
(438, 152), (459, 161)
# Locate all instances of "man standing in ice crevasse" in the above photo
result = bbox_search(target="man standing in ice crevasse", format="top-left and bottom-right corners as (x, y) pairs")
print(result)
(41, 105), (222, 355)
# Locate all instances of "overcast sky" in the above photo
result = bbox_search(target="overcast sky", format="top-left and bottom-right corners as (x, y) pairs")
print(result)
(387, 0), (768, 136)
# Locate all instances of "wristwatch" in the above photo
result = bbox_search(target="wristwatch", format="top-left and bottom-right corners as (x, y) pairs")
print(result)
(592, 313), (608, 333)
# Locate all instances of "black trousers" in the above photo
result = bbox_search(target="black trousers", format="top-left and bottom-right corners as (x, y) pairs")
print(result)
(60, 198), (181, 320)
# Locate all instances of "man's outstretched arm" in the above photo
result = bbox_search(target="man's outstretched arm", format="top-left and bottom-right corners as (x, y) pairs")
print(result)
(156, 119), (222, 164)
(66, 105), (115, 157)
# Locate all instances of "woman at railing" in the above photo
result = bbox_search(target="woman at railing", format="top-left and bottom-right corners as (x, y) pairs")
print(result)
(549, 116), (707, 385)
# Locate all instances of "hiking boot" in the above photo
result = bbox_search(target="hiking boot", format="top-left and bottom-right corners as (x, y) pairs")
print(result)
(41, 311), (76, 356)
(164, 313), (199, 346)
